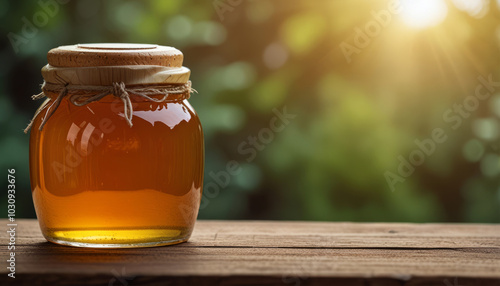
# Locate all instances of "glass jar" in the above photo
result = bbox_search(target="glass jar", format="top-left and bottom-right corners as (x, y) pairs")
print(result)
(27, 44), (204, 248)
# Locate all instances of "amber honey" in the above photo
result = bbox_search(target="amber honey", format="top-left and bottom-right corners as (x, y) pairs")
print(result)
(29, 94), (203, 247)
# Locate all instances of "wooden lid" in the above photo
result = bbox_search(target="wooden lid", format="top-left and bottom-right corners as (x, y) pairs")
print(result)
(47, 43), (183, 67)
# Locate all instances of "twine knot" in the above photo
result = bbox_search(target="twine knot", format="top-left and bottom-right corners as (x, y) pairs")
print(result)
(113, 82), (127, 98)
(112, 82), (133, 127)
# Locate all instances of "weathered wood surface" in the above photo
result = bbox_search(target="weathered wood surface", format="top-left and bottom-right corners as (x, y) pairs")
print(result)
(1, 219), (499, 285)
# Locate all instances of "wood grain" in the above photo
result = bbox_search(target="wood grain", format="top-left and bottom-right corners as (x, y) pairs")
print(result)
(1, 219), (499, 286)
(47, 44), (184, 68)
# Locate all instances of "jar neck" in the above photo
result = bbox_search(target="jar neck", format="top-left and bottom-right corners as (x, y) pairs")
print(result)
(26, 80), (194, 133)
(45, 90), (191, 103)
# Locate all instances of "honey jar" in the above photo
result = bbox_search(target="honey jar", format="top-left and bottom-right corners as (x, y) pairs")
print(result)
(26, 43), (204, 248)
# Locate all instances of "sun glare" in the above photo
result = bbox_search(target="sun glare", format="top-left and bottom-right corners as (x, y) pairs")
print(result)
(400, 0), (448, 29)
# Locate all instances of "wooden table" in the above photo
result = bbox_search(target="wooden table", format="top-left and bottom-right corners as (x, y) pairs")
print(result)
(1, 219), (499, 285)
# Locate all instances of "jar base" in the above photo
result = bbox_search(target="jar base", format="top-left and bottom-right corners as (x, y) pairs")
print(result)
(42, 228), (191, 248)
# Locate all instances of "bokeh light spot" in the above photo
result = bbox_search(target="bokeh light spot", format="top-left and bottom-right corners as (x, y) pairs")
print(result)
(473, 118), (499, 141)
(400, 0), (448, 29)
(200, 22), (227, 46)
(246, 1), (274, 24)
(480, 153), (500, 177)
(263, 42), (288, 69)
(222, 62), (256, 90)
(166, 15), (192, 41)
(463, 139), (485, 162)
(114, 2), (142, 28)
(281, 12), (326, 54)
(235, 164), (262, 191)
(452, 0), (489, 18)
(490, 93), (500, 118)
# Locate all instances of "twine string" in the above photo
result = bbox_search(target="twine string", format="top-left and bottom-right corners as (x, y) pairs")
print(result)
(37, 85), (67, 132)
(24, 81), (195, 133)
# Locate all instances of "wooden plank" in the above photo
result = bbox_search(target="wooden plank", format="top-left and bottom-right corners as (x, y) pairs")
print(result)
(5, 219), (500, 248)
(5, 275), (500, 286)
(1, 219), (499, 286)
(10, 245), (500, 277)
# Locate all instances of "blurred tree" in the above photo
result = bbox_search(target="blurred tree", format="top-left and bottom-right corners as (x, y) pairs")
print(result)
(1, 0), (499, 222)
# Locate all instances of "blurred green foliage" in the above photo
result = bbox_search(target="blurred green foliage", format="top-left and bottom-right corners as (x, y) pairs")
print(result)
(0, 0), (499, 222)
